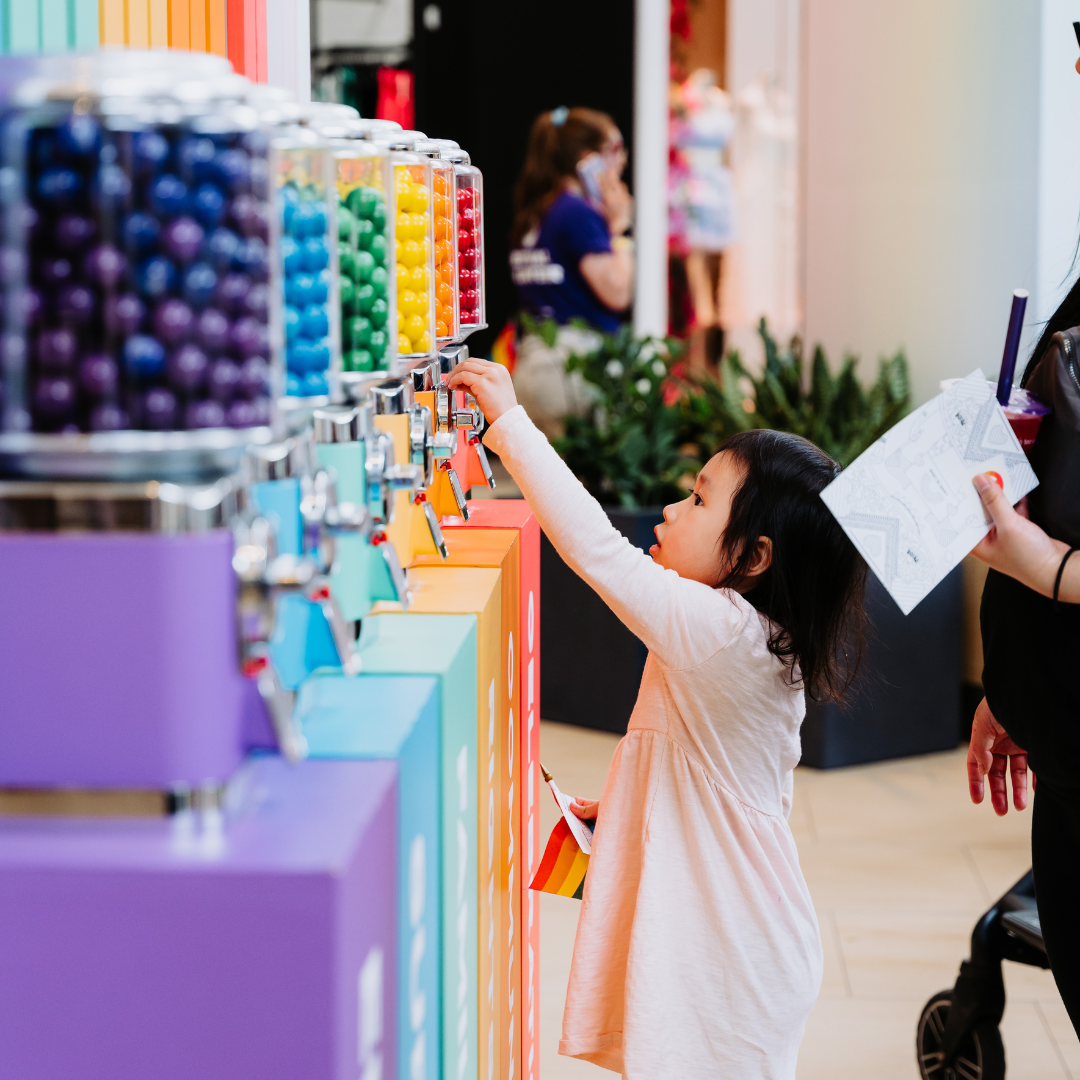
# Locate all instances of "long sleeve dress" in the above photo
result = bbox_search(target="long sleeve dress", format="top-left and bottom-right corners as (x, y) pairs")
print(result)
(482, 406), (822, 1080)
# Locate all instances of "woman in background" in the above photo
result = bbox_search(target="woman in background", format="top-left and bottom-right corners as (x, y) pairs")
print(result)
(509, 106), (634, 438)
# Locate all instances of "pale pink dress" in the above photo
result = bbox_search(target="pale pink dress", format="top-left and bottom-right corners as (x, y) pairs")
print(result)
(484, 406), (822, 1080)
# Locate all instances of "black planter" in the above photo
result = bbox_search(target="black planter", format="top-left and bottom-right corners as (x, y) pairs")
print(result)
(800, 566), (963, 768)
(541, 507), (663, 734)
(542, 507), (963, 764)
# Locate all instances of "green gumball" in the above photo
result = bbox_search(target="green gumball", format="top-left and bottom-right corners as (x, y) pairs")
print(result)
(337, 242), (356, 280)
(347, 186), (380, 220)
(345, 315), (372, 349)
(369, 329), (387, 361)
(337, 205), (355, 242)
(369, 234), (387, 266)
(355, 218), (374, 250)
(370, 265), (388, 298)
(353, 249), (375, 283)
(371, 201), (386, 230)
(354, 283), (375, 316)
(369, 297), (388, 329)
(339, 275), (356, 312)
(348, 348), (374, 372)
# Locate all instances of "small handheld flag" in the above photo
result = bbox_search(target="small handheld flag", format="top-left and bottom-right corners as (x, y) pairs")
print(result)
(529, 764), (596, 899)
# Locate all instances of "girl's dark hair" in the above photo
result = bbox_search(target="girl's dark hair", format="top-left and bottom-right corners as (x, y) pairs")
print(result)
(511, 107), (618, 246)
(714, 429), (867, 703)
(1024, 271), (1080, 385)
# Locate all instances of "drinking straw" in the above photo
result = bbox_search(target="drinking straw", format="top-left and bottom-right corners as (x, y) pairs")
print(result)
(996, 288), (1028, 406)
(1073, 21), (1080, 50)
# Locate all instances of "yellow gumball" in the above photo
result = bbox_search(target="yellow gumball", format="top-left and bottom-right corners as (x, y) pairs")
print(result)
(401, 240), (422, 266)
(417, 332), (431, 354)
(412, 213), (430, 241)
(410, 264), (429, 292)
(419, 238), (430, 264)
(397, 309), (405, 332)
(395, 212), (411, 239)
(405, 314), (426, 340)
(399, 290), (420, 316)
(396, 263), (411, 292)
(398, 333), (413, 354)
(409, 183), (429, 214)
(395, 240), (404, 265)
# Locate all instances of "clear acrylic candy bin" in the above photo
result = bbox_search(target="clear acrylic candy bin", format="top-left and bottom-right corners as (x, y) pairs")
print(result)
(389, 154), (436, 364)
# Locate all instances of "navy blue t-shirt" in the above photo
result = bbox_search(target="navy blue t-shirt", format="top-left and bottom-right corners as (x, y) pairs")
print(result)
(510, 191), (621, 332)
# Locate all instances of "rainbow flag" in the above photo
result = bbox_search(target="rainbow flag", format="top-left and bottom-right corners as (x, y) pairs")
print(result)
(529, 766), (595, 899)
(489, 321), (517, 374)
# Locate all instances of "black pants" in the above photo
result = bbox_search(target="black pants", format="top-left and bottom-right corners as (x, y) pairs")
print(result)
(1033, 783), (1080, 1032)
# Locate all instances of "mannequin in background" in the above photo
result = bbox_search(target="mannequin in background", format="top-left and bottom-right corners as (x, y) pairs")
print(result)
(509, 107), (633, 439)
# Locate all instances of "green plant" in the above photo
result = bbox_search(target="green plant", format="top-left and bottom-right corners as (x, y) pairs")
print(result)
(685, 320), (911, 467)
(552, 321), (696, 509)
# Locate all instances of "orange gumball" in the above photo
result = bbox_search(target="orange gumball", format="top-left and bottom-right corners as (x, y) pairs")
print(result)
(436, 281), (454, 306)
(433, 173), (448, 197)
(436, 320), (450, 338)
(437, 263), (454, 286)
(434, 219), (448, 243)
(438, 303), (455, 328)
(434, 240), (452, 266)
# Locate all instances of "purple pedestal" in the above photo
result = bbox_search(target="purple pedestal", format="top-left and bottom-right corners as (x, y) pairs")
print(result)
(0, 530), (247, 788)
(0, 756), (397, 1080)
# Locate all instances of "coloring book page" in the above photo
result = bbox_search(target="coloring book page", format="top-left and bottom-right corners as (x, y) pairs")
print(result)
(819, 369), (1038, 615)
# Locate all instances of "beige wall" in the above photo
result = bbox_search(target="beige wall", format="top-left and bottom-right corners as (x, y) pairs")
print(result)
(801, 0), (1042, 407)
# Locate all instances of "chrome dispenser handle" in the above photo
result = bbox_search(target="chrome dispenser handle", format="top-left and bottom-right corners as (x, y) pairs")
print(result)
(245, 651), (308, 763)
(469, 434), (496, 490)
(440, 462), (469, 520)
(305, 578), (362, 677)
(416, 492), (449, 559)
(375, 535), (412, 609)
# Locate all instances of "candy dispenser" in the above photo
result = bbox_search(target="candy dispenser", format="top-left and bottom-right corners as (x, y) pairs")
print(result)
(330, 137), (393, 381)
(389, 149), (436, 365)
(6, 74), (274, 436)
(445, 150), (486, 334)
(415, 139), (458, 344)
(272, 125), (339, 404)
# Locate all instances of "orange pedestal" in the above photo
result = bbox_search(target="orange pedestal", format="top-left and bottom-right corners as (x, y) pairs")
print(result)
(375, 564), (507, 1080)
(434, 500), (541, 1080)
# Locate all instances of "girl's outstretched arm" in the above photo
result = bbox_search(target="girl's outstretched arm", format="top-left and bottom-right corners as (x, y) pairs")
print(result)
(447, 360), (744, 669)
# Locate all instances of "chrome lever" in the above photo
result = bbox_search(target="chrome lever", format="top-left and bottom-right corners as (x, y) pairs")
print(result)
(306, 578), (362, 676)
(417, 493), (449, 559)
(248, 653), (308, 763)
(375, 535), (413, 609)
(469, 434), (496, 490)
(441, 463), (469, 520)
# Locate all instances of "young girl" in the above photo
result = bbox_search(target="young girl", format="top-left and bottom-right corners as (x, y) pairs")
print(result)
(447, 359), (866, 1080)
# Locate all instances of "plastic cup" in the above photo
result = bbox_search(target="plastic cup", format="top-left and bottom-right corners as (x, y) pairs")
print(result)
(940, 378), (1050, 456)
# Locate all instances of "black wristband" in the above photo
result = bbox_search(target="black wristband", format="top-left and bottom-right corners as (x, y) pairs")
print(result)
(1052, 547), (1078, 610)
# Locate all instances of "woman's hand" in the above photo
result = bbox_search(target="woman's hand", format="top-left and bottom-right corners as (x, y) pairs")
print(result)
(967, 696), (1029, 815)
(569, 798), (599, 821)
(599, 170), (633, 237)
(446, 359), (519, 426)
(970, 473), (1077, 600)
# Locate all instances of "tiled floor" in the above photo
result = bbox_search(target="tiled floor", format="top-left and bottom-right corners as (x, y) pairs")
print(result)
(537, 720), (1080, 1079)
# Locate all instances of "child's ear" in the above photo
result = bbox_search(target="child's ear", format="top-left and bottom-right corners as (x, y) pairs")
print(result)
(745, 536), (773, 581)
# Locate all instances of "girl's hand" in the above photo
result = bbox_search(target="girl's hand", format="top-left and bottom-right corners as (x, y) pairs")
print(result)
(967, 696), (1029, 815)
(569, 798), (599, 821)
(970, 473), (1071, 598)
(599, 171), (633, 236)
(446, 359), (519, 426)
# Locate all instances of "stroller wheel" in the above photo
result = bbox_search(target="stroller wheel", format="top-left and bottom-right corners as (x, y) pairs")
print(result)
(917, 990), (1005, 1080)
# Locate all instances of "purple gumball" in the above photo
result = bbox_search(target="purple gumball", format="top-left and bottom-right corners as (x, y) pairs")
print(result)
(83, 244), (127, 289)
(186, 398), (225, 429)
(37, 328), (77, 370)
(33, 376), (76, 418)
(39, 257), (72, 288)
(54, 214), (97, 253)
(196, 307), (230, 352)
(89, 402), (129, 431)
(208, 357), (241, 401)
(229, 316), (268, 359)
(57, 285), (95, 325)
(153, 297), (194, 345)
(243, 283), (269, 318)
(104, 293), (145, 336)
(215, 272), (250, 315)
(168, 343), (209, 391)
(229, 194), (259, 236)
(143, 387), (178, 430)
(79, 353), (119, 397)
(226, 398), (259, 428)
(17, 287), (43, 325)
(161, 216), (205, 263)
(251, 395), (272, 425)
(238, 355), (269, 398)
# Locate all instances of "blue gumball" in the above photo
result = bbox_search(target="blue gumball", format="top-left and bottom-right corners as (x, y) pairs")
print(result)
(191, 183), (226, 228)
(133, 131), (170, 175)
(289, 202), (319, 239)
(286, 372), (302, 397)
(307, 339), (330, 372)
(149, 174), (188, 217)
(299, 304), (328, 340)
(182, 262), (218, 308)
(122, 211), (160, 256)
(206, 226), (240, 271)
(213, 149), (249, 193)
(37, 168), (82, 206)
(123, 334), (166, 378)
(281, 236), (303, 276)
(235, 236), (268, 279)
(176, 137), (217, 183)
(287, 340), (314, 373)
(301, 237), (329, 272)
(136, 255), (177, 299)
(92, 164), (132, 210)
(284, 304), (301, 342)
(301, 371), (328, 396)
(57, 114), (100, 156)
(285, 273), (314, 307)
(311, 270), (331, 305)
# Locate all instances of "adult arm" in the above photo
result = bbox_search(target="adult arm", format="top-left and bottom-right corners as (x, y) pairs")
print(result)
(967, 696), (1028, 815)
(579, 244), (634, 312)
(447, 361), (744, 669)
(970, 473), (1080, 601)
